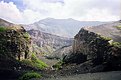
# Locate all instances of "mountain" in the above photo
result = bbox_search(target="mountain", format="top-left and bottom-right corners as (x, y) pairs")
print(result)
(85, 20), (121, 42)
(27, 29), (73, 55)
(24, 18), (106, 37)
(63, 20), (121, 73)
(0, 18), (13, 27)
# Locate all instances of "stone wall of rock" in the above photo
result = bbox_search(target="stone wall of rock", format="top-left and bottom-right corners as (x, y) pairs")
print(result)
(65, 26), (121, 71)
(0, 26), (31, 60)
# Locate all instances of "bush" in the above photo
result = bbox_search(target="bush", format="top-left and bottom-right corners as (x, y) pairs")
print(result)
(31, 53), (48, 69)
(116, 25), (121, 30)
(111, 42), (121, 48)
(23, 32), (31, 40)
(100, 36), (112, 41)
(19, 72), (41, 80)
(21, 53), (48, 69)
(0, 26), (7, 32)
(52, 61), (64, 70)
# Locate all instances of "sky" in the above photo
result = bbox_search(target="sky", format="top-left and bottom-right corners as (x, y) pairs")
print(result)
(0, 0), (120, 24)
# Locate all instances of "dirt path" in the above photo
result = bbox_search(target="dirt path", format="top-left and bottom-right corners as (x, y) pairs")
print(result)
(38, 56), (58, 66)
(38, 71), (121, 80)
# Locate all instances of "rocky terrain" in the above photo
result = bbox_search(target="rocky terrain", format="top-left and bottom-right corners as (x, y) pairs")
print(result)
(0, 18), (121, 80)
(48, 45), (72, 60)
(39, 71), (121, 80)
(0, 18), (32, 79)
(34, 20), (121, 80)
(0, 18), (31, 63)
(27, 29), (73, 56)
(63, 20), (121, 72)
(0, 18), (48, 80)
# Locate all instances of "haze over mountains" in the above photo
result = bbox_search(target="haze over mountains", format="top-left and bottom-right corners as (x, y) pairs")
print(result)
(24, 18), (106, 38)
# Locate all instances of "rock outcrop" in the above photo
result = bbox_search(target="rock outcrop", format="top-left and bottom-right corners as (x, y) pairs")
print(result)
(64, 20), (121, 72)
(0, 18), (31, 70)
(47, 46), (72, 60)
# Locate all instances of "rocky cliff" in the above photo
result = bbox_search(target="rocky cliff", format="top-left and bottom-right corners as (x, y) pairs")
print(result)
(27, 29), (73, 55)
(0, 18), (31, 71)
(64, 20), (121, 72)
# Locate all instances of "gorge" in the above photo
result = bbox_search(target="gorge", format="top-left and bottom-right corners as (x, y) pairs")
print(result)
(0, 18), (121, 80)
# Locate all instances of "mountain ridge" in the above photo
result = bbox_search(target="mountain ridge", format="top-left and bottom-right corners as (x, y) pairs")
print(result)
(24, 18), (107, 37)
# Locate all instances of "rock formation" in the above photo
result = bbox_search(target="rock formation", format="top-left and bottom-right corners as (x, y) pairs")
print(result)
(27, 29), (73, 55)
(64, 20), (121, 71)
(0, 18), (31, 70)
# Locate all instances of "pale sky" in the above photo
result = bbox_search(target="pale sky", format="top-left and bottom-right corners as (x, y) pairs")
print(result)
(0, 0), (120, 24)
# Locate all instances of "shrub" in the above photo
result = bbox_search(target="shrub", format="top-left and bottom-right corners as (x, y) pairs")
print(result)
(21, 53), (48, 69)
(116, 25), (121, 30)
(52, 61), (64, 70)
(111, 42), (121, 48)
(31, 53), (48, 69)
(0, 26), (7, 32)
(19, 72), (41, 80)
(23, 32), (30, 40)
(100, 36), (112, 41)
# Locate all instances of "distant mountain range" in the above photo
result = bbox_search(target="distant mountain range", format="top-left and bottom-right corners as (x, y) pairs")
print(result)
(24, 18), (106, 37)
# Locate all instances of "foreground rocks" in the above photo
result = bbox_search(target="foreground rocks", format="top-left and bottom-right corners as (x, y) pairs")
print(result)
(63, 20), (121, 72)
(0, 19), (33, 79)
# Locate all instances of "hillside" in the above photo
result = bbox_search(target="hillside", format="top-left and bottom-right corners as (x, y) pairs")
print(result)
(0, 18), (48, 80)
(63, 20), (121, 73)
(85, 20), (121, 42)
(24, 18), (106, 37)
(27, 29), (73, 55)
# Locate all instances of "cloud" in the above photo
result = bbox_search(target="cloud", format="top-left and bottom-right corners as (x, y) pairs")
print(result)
(0, 1), (23, 23)
(0, 1), (43, 24)
(0, 0), (120, 24)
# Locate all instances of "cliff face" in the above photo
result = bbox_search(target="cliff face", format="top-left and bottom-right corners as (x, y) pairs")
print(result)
(27, 29), (73, 55)
(0, 19), (31, 69)
(64, 21), (121, 71)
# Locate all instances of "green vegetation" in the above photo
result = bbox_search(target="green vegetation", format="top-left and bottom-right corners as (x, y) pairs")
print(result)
(116, 25), (121, 30)
(23, 32), (31, 40)
(111, 42), (121, 48)
(100, 36), (112, 41)
(0, 26), (7, 32)
(19, 72), (41, 80)
(31, 53), (48, 69)
(21, 53), (48, 69)
(52, 60), (64, 70)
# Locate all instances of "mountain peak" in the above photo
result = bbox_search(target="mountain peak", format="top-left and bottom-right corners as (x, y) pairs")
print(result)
(43, 17), (55, 20)
(0, 18), (13, 27)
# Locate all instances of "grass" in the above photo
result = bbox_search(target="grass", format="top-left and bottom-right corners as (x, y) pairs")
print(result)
(21, 53), (48, 69)
(18, 72), (41, 80)
(0, 26), (7, 32)
(116, 25), (121, 30)
(100, 36), (112, 41)
(111, 42), (121, 48)
(23, 32), (31, 40)
(52, 60), (64, 70)
(31, 53), (48, 69)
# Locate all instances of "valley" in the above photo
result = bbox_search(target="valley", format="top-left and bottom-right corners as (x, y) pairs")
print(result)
(0, 18), (121, 80)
